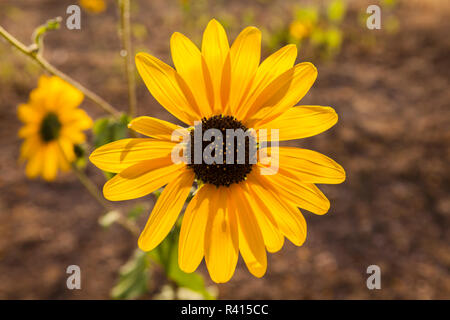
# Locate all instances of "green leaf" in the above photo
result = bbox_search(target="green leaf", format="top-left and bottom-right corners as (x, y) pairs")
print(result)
(92, 114), (131, 179)
(127, 204), (147, 220)
(325, 27), (343, 50)
(381, 0), (397, 9)
(327, 0), (346, 23)
(73, 144), (87, 169)
(149, 224), (215, 300)
(310, 28), (326, 46)
(294, 6), (319, 25)
(31, 17), (62, 51)
(93, 114), (131, 148)
(111, 249), (151, 300)
(98, 210), (121, 228)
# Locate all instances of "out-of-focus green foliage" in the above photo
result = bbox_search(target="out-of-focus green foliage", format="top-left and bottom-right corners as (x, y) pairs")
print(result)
(31, 17), (62, 53)
(381, 0), (397, 9)
(99, 210), (122, 228)
(111, 223), (215, 300)
(266, 0), (347, 59)
(111, 249), (151, 300)
(127, 203), (147, 220)
(109, 188), (213, 300)
(327, 0), (346, 23)
(93, 114), (131, 148)
(73, 143), (88, 169)
(149, 222), (215, 300)
(92, 114), (131, 179)
(131, 23), (148, 41)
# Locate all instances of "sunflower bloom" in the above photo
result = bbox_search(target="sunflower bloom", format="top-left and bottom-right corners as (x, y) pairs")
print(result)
(18, 75), (93, 181)
(79, 0), (106, 14)
(90, 19), (345, 283)
(289, 20), (312, 41)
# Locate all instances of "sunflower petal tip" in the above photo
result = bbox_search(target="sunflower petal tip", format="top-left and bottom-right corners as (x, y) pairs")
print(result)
(340, 170), (347, 183)
(207, 18), (221, 27)
(170, 31), (182, 40)
(135, 52), (148, 63)
(137, 237), (150, 252)
(286, 43), (297, 50)
(246, 26), (261, 34)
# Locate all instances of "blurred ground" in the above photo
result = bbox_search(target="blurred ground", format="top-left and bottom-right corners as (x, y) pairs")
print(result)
(0, 0), (449, 299)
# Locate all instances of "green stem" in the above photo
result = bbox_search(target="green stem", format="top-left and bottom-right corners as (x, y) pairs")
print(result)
(0, 25), (120, 118)
(72, 162), (140, 236)
(118, 0), (137, 118)
(57, 142), (140, 236)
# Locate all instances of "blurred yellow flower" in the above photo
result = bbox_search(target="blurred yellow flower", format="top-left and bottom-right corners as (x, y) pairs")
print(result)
(18, 75), (93, 181)
(79, 0), (106, 14)
(90, 19), (345, 283)
(289, 20), (312, 41)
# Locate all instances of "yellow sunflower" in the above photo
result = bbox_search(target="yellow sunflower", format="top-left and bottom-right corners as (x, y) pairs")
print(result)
(79, 0), (106, 14)
(289, 20), (313, 41)
(18, 75), (93, 181)
(89, 19), (345, 283)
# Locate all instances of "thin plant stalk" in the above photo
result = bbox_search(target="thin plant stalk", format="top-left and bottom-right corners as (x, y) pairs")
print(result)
(118, 0), (137, 118)
(57, 142), (140, 236)
(0, 25), (120, 118)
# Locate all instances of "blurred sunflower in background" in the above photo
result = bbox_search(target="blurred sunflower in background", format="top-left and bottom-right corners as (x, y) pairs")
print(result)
(90, 19), (345, 283)
(79, 0), (106, 14)
(18, 75), (93, 181)
(289, 20), (313, 41)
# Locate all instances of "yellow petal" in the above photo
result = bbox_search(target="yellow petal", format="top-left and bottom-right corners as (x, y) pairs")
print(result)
(18, 123), (39, 138)
(60, 127), (86, 144)
(89, 138), (177, 173)
(178, 184), (214, 273)
(247, 174), (307, 246)
(232, 183), (267, 277)
(42, 142), (58, 181)
(59, 109), (93, 130)
(204, 186), (238, 283)
(53, 78), (84, 110)
(201, 19), (229, 114)
(254, 164), (330, 215)
(257, 105), (338, 140)
(25, 148), (44, 179)
(138, 169), (194, 251)
(238, 44), (297, 120)
(55, 143), (71, 172)
(128, 116), (184, 141)
(226, 26), (261, 115)
(103, 157), (185, 201)
(135, 52), (200, 125)
(261, 147), (345, 184)
(29, 76), (55, 111)
(58, 137), (76, 163)
(244, 183), (284, 253)
(20, 136), (41, 161)
(246, 62), (318, 127)
(17, 103), (42, 124)
(171, 32), (214, 118)
(36, 76), (83, 112)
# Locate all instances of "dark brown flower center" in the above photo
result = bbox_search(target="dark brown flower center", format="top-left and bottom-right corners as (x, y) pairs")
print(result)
(187, 115), (256, 187)
(40, 112), (61, 142)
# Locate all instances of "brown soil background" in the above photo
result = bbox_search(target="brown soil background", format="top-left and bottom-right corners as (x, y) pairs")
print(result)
(0, 0), (449, 299)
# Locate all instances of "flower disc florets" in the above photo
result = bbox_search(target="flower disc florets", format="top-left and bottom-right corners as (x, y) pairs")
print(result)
(187, 115), (257, 187)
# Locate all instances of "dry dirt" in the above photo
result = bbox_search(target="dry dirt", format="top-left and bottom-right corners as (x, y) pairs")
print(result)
(0, 0), (449, 299)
